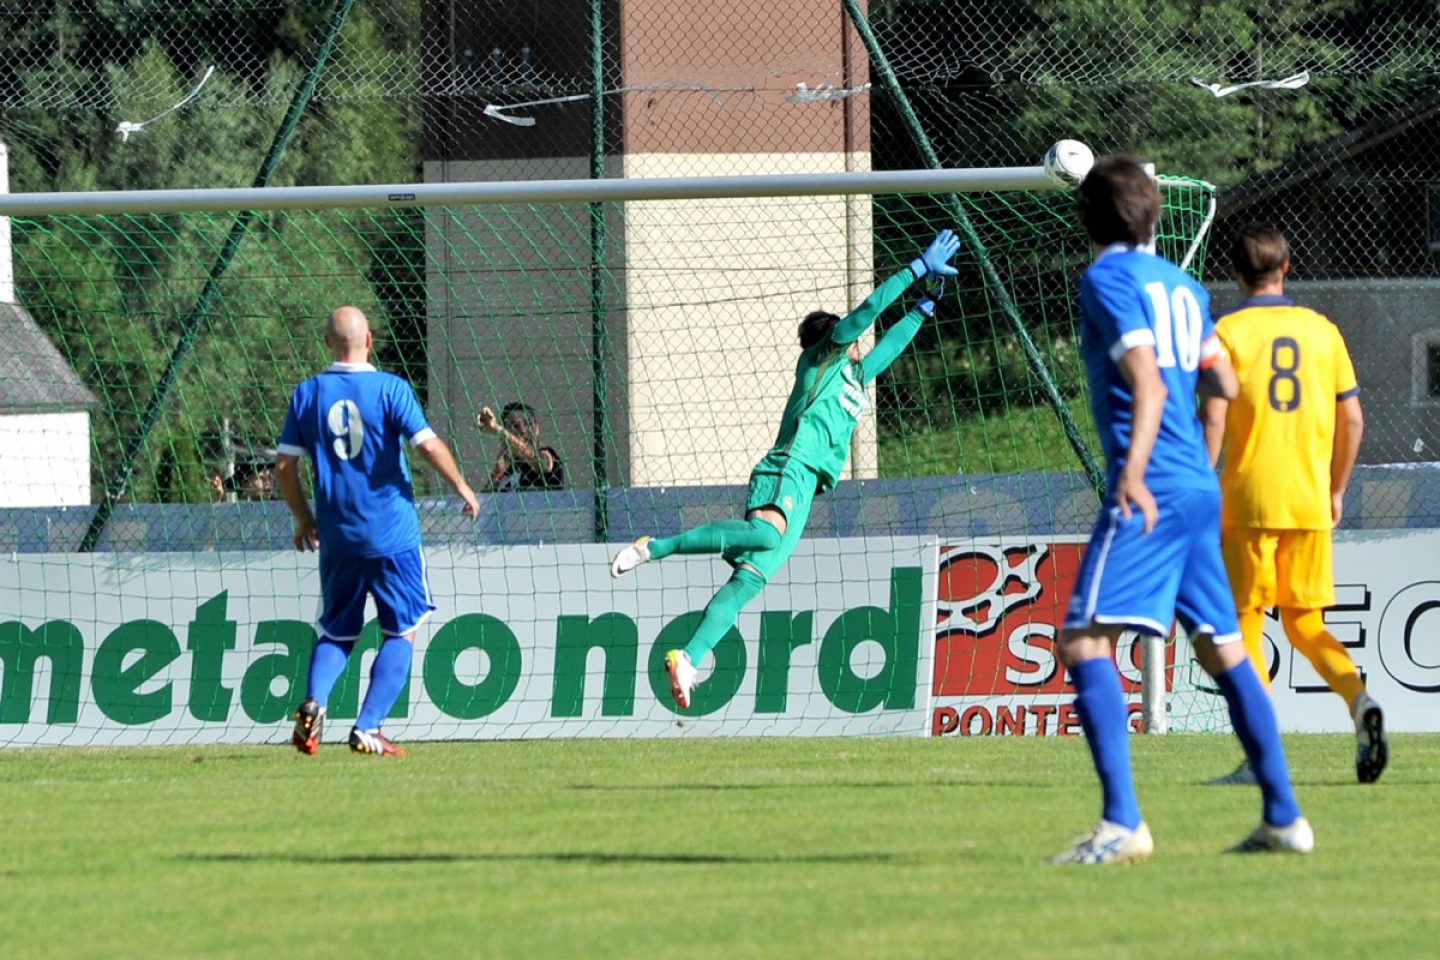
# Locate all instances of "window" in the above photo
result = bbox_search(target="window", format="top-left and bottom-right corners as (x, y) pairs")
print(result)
(1429, 184), (1440, 254)
(1411, 330), (1440, 404)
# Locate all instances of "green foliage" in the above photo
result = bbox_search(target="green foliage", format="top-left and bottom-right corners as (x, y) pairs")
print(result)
(3, 2), (422, 503)
(888, 0), (1415, 188)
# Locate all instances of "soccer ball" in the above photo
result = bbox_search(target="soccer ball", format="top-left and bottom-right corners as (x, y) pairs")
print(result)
(1043, 139), (1095, 186)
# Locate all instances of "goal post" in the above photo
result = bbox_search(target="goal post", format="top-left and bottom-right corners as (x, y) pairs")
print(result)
(0, 166), (1219, 745)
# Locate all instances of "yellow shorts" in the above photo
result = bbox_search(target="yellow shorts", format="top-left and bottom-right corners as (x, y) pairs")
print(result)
(1220, 526), (1334, 611)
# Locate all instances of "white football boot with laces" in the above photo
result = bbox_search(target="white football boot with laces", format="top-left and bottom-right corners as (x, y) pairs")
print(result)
(610, 536), (652, 578)
(1050, 819), (1154, 865)
(1229, 816), (1314, 854)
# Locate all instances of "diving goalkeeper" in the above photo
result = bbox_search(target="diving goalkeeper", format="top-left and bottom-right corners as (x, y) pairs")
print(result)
(609, 229), (962, 708)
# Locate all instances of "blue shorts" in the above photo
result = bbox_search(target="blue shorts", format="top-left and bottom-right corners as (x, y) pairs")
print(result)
(317, 546), (435, 640)
(1063, 486), (1239, 642)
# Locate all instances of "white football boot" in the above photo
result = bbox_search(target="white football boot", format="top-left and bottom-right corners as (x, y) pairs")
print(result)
(1050, 819), (1154, 865)
(1229, 816), (1314, 854)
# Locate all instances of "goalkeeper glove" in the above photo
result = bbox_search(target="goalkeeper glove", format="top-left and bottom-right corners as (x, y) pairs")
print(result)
(917, 277), (946, 317)
(909, 228), (962, 280)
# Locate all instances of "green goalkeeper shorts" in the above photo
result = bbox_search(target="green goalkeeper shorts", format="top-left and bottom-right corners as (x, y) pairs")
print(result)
(724, 458), (818, 580)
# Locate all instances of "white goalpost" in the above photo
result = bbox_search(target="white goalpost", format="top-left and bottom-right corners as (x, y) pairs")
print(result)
(0, 164), (1220, 745)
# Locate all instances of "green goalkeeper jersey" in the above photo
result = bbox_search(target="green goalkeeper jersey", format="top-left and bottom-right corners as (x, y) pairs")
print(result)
(758, 267), (926, 492)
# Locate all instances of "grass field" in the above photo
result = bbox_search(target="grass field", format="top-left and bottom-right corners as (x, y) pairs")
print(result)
(2, 733), (1435, 959)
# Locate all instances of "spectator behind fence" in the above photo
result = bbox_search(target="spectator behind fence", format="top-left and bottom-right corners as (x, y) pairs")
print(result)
(210, 447), (277, 502)
(476, 401), (565, 491)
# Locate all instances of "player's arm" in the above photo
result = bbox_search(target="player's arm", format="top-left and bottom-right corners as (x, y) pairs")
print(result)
(1196, 331), (1237, 399)
(1197, 327), (1236, 465)
(416, 437), (480, 519)
(391, 380), (479, 518)
(276, 393), (318, 550)
(1114, 345), (1166, 532)
(1331, 393), (1364, 526)
(275, 453), (318, 551)
(857, 299), (931, 384)
(834, 230), (960, 344)
(1200, 395), (1229, 467)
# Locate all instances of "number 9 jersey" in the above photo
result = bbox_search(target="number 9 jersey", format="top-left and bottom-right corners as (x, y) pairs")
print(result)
(1079, 244), (1226, 493)
(277, 361), (436, 558)
(1213, 294), (1360, 530)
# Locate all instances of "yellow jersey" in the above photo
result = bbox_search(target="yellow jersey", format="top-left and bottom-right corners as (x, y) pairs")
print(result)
(1215, 295), (1359, 530)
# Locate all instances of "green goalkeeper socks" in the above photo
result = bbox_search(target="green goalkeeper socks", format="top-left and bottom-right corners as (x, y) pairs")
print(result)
(649, 517), (782, 560)
(682, 567), (767, 667)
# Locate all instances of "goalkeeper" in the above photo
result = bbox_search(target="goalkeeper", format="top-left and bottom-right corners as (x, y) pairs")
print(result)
(609, 229), (962, 708)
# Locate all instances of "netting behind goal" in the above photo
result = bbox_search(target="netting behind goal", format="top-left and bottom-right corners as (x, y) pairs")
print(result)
(0, 172), (1224, 746)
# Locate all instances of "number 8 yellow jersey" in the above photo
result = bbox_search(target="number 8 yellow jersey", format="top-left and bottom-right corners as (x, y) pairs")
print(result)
(1214, 295), (1360, 530)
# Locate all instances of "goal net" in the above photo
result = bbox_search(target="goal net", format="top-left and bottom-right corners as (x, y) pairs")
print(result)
(0, 168), (1222, 746)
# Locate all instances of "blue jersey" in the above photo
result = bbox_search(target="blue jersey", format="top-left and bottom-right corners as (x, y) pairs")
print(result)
(277, 362), (435, 559)
(1078, 244), (1222, 493)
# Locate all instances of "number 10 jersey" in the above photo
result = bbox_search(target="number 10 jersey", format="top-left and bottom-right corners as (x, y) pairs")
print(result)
(1078, 244), (1224, 495)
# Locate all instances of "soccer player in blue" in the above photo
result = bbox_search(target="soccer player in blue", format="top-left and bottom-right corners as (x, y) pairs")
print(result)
(277, 305), (479, 758)
(1054, 156), (1312, 863)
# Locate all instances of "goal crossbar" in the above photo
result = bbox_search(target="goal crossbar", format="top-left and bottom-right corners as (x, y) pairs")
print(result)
(0, 167), (1213, 217)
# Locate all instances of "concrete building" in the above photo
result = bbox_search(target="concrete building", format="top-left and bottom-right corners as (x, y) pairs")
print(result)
(1212, 94), (1440, 465)
(0, 139), (98, 507)
(421, 0), (873, 495)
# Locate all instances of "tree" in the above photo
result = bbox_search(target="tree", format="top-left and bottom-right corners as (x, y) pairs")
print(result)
(2, 1), (423, 503)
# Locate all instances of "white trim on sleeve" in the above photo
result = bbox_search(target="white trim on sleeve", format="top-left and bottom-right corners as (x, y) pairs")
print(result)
(1108, 328), (1156, 363)
(1200, 333), (1223, 360)
(276, 443), (307, 457)
(409, 427), (437, 446)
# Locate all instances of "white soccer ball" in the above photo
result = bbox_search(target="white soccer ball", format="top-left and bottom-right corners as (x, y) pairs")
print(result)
(1043, 139), (1095, 186)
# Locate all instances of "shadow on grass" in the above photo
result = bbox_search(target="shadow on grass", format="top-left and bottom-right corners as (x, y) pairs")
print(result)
(182, 850), (912, 866)
(566, 780), (1037, 791)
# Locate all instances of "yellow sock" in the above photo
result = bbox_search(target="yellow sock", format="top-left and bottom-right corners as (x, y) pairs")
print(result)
(1281, 608), (1365, 708)
(1237, 607), (1271, 691)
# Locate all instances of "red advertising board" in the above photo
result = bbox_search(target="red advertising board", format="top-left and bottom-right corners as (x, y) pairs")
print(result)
(931, 540), (1174, 737)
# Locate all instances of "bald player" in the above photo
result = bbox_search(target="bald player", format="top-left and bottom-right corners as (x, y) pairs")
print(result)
(278, 305), (479, 758)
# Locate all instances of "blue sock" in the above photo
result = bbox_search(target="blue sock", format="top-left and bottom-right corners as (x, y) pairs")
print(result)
(306, 637), (354, 706)
(1070, 657), (1141, 830)
(357, 638), (414, 730)
(1216, 662), (1302, 827)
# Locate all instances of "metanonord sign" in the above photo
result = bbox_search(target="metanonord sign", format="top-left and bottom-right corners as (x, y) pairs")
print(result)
(6, 529), (1439, 747)
(0, 540), (938, 747)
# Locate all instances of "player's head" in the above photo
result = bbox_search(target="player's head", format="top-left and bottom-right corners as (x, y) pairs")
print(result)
(1230, 223), (1291, 292)
(799, 310), (862, 359)
(324, 305), (373, 360)
(501, 401), (540, 439)
(798, 311), (839, 350)
(1076, 155), (1160, 248)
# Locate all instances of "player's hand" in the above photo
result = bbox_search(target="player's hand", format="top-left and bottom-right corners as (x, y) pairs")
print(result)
(293, 517), (320, 552)
(458, 483), (480, 520)
(1331, 490), (1345, 528)
(910, 229), (962, 280)
(475, 407), (500, 434)
(1113, 469), (1158, 534)
(209, 475), (225, 502)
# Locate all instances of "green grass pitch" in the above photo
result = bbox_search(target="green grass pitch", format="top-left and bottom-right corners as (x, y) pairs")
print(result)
(2, 733), (1435, 959)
